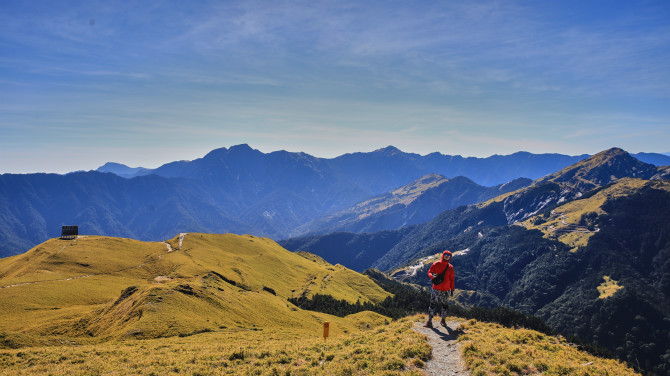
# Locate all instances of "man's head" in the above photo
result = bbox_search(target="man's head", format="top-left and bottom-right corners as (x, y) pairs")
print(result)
(442, 250), (452, 262)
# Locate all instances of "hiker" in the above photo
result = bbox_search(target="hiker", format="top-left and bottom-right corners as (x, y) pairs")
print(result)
(424, 250), (455, 328)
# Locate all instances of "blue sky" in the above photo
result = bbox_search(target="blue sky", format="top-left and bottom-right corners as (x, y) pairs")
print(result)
(2, 0), (669, 173)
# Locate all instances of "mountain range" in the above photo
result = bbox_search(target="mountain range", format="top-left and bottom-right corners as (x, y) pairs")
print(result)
(2, 145), (669, 258)
(281, 148), (670, 375)
(2, 145), (669, 374)
(97, 146), (670, 186)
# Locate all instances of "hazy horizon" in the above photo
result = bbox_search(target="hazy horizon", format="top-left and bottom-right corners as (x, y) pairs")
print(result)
(5, 144), (669, 176)
(2, 1), (669, 173)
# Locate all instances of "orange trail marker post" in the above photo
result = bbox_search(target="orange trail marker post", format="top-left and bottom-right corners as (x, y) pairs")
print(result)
(323, 322), (329, 341)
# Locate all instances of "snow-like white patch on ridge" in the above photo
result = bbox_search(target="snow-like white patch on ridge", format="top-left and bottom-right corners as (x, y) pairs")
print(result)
(179, 233), (187, 249)
(453, 248), (470, 256)
(393, 254), (441, 280)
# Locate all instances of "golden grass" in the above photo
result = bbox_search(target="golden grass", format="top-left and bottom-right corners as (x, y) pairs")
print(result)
(0, 315), (430, 376)
(0, 233), (391, 347)
(521, 178), (653, 251)
(0, 236), (166, 285)
(597, 276), (623, 299)
(458, 319), (640, 376)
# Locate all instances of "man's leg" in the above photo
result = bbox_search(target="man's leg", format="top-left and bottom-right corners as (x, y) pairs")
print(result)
(438, 290), (449, 327)
(424, 289), (439, 327)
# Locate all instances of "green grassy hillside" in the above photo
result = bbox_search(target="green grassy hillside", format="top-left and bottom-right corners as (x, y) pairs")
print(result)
(0, 233), (390, 347)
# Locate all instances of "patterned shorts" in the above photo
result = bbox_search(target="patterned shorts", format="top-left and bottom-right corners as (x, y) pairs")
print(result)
(428, 289), (450, 320)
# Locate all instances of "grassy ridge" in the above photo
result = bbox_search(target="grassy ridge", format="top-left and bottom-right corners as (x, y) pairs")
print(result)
(0, 233), (390, 347)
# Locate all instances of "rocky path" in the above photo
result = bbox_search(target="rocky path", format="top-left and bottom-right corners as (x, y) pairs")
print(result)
(414, 320), (471, 376)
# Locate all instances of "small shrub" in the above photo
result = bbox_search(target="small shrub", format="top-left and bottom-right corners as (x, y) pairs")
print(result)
(228, 351), (245, 361)
(411, 358), (424, 368)
(381, 357), (405, 370)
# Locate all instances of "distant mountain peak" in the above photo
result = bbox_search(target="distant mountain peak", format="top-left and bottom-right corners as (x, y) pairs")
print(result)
(594, 147), (628, 159)
(229, 143), (253, 152)
(536, 147), (657, 192)
(373, 146), (403, 155)
(393, 173), (448, 194)
(602, 146), (626, 154)
(96, 162), (149, 178)
(203, 144), (258, 159)
(98, 162), (129, 169)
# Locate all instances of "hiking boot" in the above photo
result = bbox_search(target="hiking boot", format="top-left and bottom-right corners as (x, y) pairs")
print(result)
(423, 320), (433, 328)
(440, 319), (447, 328)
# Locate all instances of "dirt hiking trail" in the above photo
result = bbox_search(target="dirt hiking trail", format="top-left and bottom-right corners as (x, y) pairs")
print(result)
(414, 320), (471, 376)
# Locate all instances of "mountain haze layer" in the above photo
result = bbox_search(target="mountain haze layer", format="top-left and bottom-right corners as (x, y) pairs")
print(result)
(291, 174), (531, 237)
(0, 145), (598, 257)
(2, 145), (668, 258)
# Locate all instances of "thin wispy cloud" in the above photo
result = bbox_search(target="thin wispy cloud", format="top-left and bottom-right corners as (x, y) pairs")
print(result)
(1, 0), (668, 173)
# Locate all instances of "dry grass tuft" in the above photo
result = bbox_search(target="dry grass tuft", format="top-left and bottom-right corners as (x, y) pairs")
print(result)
(458, 319), (640, 376)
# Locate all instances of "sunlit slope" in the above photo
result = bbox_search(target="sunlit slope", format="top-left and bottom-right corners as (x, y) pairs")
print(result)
(534, 147), (657, 192)
(0, 236), (166, 285)
(521, 179), (670, 251)
(0, 233), (390, 347)
(165, 233), (390, 303)
(478, 148), (660, 212)
(459, 319), (640, 376)
(0, 315), (429, 376)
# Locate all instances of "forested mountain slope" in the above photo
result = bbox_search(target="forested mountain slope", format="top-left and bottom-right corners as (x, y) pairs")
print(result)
(442, 181), (670, 375)
(371, 148), (664, 271)
(291, 174), (531, 237)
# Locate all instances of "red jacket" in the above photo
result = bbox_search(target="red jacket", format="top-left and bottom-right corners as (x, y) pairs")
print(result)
(428, 251), (455, 291)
